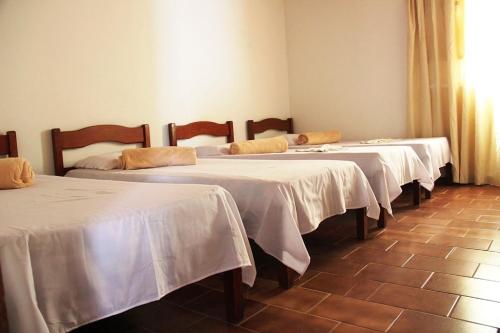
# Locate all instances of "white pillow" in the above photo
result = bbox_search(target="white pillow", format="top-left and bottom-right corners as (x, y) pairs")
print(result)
(284, 134), (299, 145)
(74, 152), (122, 170)
(195, 144), (230, 157)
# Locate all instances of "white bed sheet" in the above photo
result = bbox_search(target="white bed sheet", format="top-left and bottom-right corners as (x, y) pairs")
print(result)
(208, 146), (433, 214)
(337, 137), (451, 181)
(0, 176), (255, 333)
(67, 158), (380, 276)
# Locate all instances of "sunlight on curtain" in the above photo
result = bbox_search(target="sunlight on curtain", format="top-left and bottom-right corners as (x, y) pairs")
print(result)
(456, 0), (500, 185)
(463, 0), (500, 144)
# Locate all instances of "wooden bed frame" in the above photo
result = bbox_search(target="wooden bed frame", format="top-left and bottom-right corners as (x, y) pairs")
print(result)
(246, 118), (294, 140)
(51, 124), (245, 322)
(168, 121), (234, 146)
(51, 124), (151, 176)
(0, 131), (16, 333)
(168, 120), (373, 288)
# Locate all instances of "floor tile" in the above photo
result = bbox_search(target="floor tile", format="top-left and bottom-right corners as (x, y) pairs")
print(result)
(490, 240), (500, 252)
(451, 296), (500, 328)
(356, 263), (432, 288)
(184, 290), (265, 322)
(427, 234), (492, 250)
(310, 294), (402, 331)
(344, 247), (411, 267)
(448, 247), (500, 265)
(402, 216), (452, 226)
(331, 323), (379, 333)
(389, 310), (496, 333)
(404, 254), (479, 277)
(390, 240), (453, 258)
(241, 306), (337, 333)
(250, 286), (327, 312)
(411, 224), (468, 237)
(465, 229), (500, 240)
(448, 220), (500, 230)
(182, 318), (254, 333)
(309, 257), (366, 277)
(368, 283), (458, 316)
(302, 273), (360, 295)
(377, 230), (432, 243)
(126, 301), (204, 332)
(424, 273), (500, 302)
(164, 284), (211, 306)
(474, 264), (500, 282)
(344, 279), (383, 300)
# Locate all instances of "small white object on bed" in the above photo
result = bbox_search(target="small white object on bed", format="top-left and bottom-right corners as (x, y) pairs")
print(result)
(67, 158), (380, 276)
(0, 176), (254, 333)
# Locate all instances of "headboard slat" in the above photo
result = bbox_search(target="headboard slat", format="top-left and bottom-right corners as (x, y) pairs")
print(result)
(246, 118), (293, 140)
(168, 121), (234, 146)
(51, 124), (150, 176)
(0, 131), (19, 157)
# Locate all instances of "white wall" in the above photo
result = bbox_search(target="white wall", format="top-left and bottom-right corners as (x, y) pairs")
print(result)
(285, 0), (408, 140)
(0, 0), (290, 173)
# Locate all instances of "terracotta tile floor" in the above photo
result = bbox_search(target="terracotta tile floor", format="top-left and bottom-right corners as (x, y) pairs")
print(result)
(74, 184), (500, 333)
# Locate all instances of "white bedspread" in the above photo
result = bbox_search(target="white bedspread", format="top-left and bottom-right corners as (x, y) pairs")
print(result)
(339, 137), (451, 180)
(209, 146), (433, 214)
(67, 159), (380, 276)
(0, 176), (254, 333)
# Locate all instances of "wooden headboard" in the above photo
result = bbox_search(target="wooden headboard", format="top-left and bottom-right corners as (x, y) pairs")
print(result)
(168, 121), (234, 146)
(51, 124), (150, 176)
(246, 118), (294, 140)
(0, 131), (18, 157)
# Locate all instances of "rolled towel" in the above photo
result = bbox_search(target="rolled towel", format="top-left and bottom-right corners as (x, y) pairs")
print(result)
(296, 131), (342, 145)
(229, 136), (288, 155)
(121, 147), (197, 170)
(0, 158), (35, 189)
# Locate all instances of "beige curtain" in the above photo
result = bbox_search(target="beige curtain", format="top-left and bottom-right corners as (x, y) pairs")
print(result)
(408, 0), (500, 185)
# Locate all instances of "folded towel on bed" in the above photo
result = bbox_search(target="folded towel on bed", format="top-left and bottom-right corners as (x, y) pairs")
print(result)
(359, 138), (395, 144)
(229, 136), (288, 155)
(295, 144), (343, 152)
(0, 158), (35, 189)
(121, 147), (197, 170)
(297, 131), (342, 145)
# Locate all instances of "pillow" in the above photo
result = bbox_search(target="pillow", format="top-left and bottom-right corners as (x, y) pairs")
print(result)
(229, 136), (288, 155)
(283, 134), (299, 145)
(297, 131), (342, 145)
(0, 157), (35, 189)
(121, 147), (197, 170)
(195, 144), (230, 157)
(74, 152), (122, 171)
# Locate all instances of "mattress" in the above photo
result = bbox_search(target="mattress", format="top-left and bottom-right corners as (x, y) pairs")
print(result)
(67, 158), (380, 276)
(339, 137), (451, 180)
(207, 146), (433, 214)
(0, 175), (254, 333)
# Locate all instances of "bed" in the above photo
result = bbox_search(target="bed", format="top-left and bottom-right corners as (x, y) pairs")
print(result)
(248, 118), (452, 196)
(52, 124), (380, 288)
(169, 120), (434, 222)
(0, 131), (255, 333)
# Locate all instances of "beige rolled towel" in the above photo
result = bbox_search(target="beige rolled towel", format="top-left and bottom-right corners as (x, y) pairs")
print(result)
(121, 147), (197, 170)
(0, 158), (35, 189)
(229, 136), (288, 155)
(296, 131), (342, 145)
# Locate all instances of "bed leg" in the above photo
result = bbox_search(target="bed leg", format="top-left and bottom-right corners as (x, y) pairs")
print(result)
(424, 189), (432, 199)
(412, 180), (421, 207)
(0, 266), (8, 333)
(378, 206), (388, 229)
(445, 163), (453, 185)
(355, 207), (368, 240)
(223, 268), (244, 323)
(277, 264), (295, 289)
